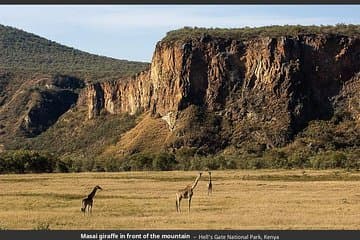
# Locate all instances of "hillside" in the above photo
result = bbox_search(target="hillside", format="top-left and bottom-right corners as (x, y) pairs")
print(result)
(1, 25), (360, 172)
(0, 24), (148, 159)
(0, 24), (149, 81)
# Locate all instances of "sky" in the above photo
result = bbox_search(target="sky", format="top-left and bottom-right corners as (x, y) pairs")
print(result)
(0, 5), (359, 62)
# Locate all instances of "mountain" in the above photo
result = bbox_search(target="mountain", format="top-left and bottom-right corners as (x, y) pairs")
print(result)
(0, 24), (149, 79)
(0, 24), (148, 154)
(1, 24), (360, 172)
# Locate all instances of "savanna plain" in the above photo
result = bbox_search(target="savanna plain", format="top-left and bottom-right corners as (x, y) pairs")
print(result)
(0, 170), (360, 229)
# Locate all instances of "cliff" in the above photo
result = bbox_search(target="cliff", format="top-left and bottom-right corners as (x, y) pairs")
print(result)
(84, 34), (360, 151)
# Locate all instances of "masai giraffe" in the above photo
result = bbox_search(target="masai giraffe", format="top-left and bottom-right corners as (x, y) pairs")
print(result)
(207, 171), (212, 195)
(81, 185), (102, 215)
(176, 172), (202, 213)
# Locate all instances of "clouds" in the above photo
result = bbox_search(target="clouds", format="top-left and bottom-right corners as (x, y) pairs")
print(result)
(0, 5), (358, 61)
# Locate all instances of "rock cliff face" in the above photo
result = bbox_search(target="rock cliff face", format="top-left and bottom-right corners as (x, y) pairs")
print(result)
(0, 74), (84, 139)
(84, 34), (360, 149)
(20, 88), (79, 137)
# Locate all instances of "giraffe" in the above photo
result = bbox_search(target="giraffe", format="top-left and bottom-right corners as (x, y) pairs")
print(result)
(207, 171), (212, 195)
(176, 172), (202, 213)
(81, 185), (102, 215)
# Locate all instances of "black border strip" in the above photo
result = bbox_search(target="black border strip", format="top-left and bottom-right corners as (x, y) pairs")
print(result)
(1, 230), (360, 240)
(0, 0), (360, 4)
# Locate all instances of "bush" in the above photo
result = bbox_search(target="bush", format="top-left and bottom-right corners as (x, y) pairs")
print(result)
(243, 157), (269, 169)
(263, 150), (289, 168)
(104, 157), (122, 172)
(175, 147), (197, 170)
(152, 152), (177, 171)
(55, 160), (69, 173)
(310, 151), (348, 169)
(128, 153), (153, 171)
(189, 157), (204, 170)
(186, 155), (236, 170)
(287, 150), (311, 168)
(0, 150), (57, 174)
(61, 157), (83, 173)
(93, 160), (105, 172)
(81, 158), (96, 172)
(205, 156), (222, 170)
(221, 157), (237, 169)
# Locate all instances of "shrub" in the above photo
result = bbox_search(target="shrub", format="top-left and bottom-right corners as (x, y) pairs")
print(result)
(128, 153), (153, 171)
(55, 160), (69, 173)
(246, 157), (268, 169)
(61, 157), (82, 173)
(81, 158), (96, 172)
(263, 150), (289, 168)
(152, 152), (177, 171)
(220, 157), (237, 169)
(204, 156), (221, 170)
(189, 157), (204, 170)
(104, 157), (122, 172)
(0, 150), (57, 174)
(287, 150), (312, 168)
(93, 160), (105, 172)
(310, 151), (348, 169)
(175, 147), (197, 170)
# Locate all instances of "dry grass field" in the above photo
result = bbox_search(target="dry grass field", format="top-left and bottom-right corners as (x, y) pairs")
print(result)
(0, 170), (360, 230)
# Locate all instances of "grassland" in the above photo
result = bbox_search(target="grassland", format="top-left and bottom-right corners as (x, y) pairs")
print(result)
(0, 170), (360, 230)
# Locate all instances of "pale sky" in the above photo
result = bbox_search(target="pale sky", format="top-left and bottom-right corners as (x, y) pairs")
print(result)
(0, 5), (359, 62)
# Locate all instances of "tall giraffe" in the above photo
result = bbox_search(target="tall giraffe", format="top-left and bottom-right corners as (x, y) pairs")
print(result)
(81, 185), (102, 215)
(207, 171), (212, 195)
(176, 172), (202, 213)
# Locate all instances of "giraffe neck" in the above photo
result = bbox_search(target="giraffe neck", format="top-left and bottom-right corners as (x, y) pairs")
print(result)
(88, 187), (98, 199)
(191, 175), (201, 190)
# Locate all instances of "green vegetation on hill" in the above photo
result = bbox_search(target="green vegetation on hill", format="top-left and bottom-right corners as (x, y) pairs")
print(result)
(0, 24), (149, 80)
(163, 24), (360, 42)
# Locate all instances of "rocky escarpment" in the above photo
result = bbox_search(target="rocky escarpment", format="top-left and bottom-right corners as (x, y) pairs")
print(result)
(84, 34), (360, 150)
(19, 75), (85, 137)
(0, 74), (85, 139)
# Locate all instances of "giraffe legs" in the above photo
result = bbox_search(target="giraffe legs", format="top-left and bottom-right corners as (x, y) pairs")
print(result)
(188, 197), (191, 213)
(85, 204), (89, 215)
(176, 193), (195, 213)
(81, 199), (94, 216)
(89, 201), (93, 215)
(176, 194), (178, 212)
(81, 199), (86, 215)
(176, 194), (182, 213)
